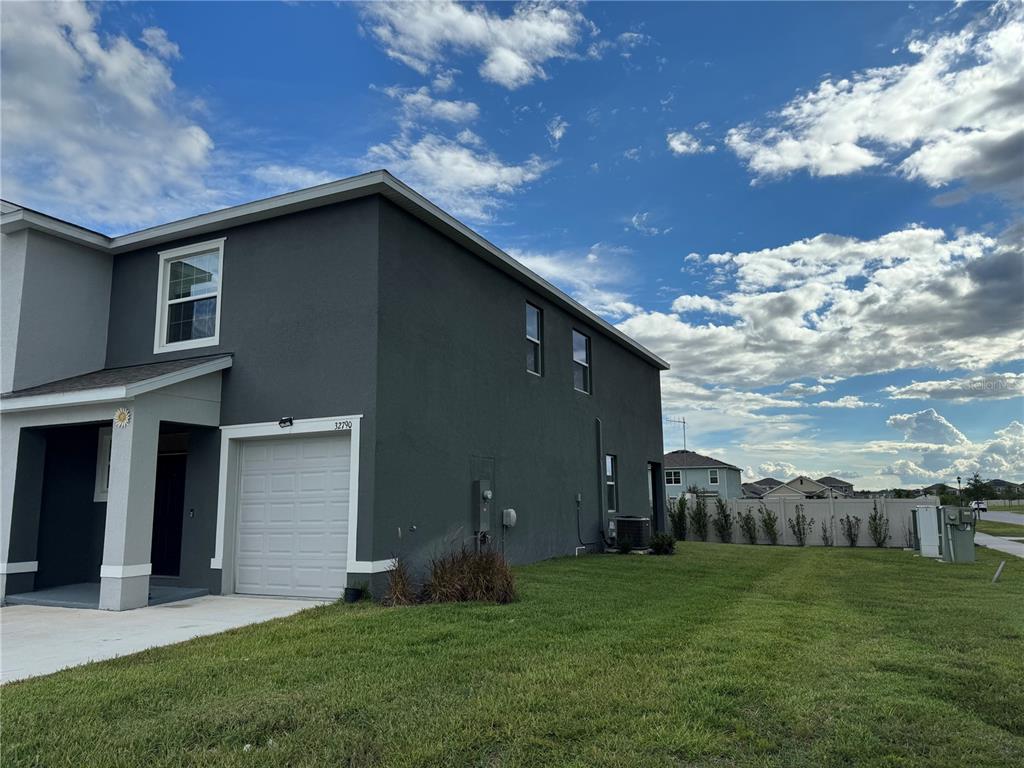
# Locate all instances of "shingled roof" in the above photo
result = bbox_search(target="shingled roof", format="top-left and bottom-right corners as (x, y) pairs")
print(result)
(664, 450), (741, 471)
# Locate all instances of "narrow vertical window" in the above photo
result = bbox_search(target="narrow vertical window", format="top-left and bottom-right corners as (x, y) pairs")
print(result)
(94, 427), (112, 502)
(526, 303), (542, 375)
(605, 454), (618, 514)
(572, 330), (591, 393)
(709, 468), (720, 485)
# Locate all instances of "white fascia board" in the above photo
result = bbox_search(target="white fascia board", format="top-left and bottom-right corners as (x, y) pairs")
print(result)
(3, 169), (668, 370)
(0, 208), (111, 250)
(0, 357), (232, 413)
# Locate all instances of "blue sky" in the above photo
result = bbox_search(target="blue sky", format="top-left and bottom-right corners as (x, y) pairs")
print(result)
(2, 1), (1022, 487)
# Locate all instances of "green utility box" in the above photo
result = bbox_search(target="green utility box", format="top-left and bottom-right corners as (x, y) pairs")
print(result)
(940, 506), (976, 564)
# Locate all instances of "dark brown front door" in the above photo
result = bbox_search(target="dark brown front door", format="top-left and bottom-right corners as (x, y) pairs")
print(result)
(151, 453), (187, 577)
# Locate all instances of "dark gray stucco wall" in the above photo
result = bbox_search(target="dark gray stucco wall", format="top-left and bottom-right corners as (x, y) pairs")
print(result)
(104, 197), (383, 578)
(372, 199), (665, 579)
(34, 425), (106, 589)
(10, 231), (111, 391)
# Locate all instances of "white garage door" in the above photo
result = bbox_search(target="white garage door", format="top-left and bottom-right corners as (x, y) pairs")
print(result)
(235, 433), (351, 598)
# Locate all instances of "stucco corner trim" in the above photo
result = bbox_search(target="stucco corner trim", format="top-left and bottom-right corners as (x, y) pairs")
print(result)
(0, 561), (38, 574)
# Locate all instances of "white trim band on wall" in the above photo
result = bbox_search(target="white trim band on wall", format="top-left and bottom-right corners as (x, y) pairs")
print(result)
(100, 563), (152, 579)
(0, 561), (38, 574)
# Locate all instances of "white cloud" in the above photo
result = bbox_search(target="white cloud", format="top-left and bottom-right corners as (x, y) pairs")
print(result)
(725, 2), (1024, 198)
(382, 85), (479, 124)
(366, 133), (550, 222)
(546, 115), (569, 147)
(783, 382), (827, 397)
(140, 27), (180, 60)
(666, 130), (715, 156)
(361, 1), (595, 89)
(623, 147), (642, 161)
(248, 164), (336, 191)
(757, 461), (802, 479)
(816, 396), (880, 409)
(0, 2), (216, 230)
(884, 372), (1024, 402)
(619, 225), (1023, 389)
(510, 243), (640, 320)
(629, 211), (670, 237)
(887, 408), (970, 445)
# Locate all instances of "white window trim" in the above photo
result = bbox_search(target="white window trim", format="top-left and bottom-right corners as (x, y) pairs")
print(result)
(153, 237), (226, 354)
(708, 468), (720, 485)
(572, 330), (591, 394)
(526, 303), (542, 376)
(666, 469), (681, 485)
(93, 426), (112, 502)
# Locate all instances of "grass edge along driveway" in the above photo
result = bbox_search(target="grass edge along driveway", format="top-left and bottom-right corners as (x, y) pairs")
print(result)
(4, 544), (1023, 768)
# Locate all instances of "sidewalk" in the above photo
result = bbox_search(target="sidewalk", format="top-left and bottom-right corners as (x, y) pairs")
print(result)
(975, 532), (1024, 559)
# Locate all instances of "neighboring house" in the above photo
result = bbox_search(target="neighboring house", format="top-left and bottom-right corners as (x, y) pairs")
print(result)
(816, 476), (854, 497)
(741, 482), (768, 498)
(663, 450), (742, 502)
(0, 170), (669, 610)
(762, 476), (831, 499)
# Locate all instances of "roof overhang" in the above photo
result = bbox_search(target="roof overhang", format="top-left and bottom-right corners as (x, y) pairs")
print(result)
(1, 171), (668, 370)
(0, 356), (232, 413)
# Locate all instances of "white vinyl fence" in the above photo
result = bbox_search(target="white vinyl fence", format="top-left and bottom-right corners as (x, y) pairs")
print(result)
(984, 498), (1024, 508)
(678, 496), (939, 548)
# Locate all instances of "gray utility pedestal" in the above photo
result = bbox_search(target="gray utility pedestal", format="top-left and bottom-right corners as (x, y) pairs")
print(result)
(941, 507), (976, 564)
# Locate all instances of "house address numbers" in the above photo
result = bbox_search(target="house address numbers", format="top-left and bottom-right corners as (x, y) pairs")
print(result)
(334, 420), (352, 431)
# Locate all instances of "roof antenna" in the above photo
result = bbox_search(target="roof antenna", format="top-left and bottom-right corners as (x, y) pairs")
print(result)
(665, 416), (687, 451)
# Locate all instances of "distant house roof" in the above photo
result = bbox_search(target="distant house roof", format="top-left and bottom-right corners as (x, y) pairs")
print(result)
(753, 477), (783, 489)
(741, 482), (767, 498)
(664, 450), (741, 471)
(817, 476), (854, 488)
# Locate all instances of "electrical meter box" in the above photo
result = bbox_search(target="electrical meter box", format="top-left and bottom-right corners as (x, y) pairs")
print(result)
(940, 506), (976, 564)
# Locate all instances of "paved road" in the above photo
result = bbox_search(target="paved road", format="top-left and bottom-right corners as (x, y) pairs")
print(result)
(1, 594), (325, 683)
(979, 510), (1024, 526)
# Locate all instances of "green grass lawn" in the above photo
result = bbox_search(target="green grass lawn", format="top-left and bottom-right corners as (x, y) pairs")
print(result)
(977, 519), (1024, 538)
(4, 545), (1023, 768)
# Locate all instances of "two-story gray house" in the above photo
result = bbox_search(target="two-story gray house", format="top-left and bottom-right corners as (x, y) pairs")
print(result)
(0, 171), (668, 610)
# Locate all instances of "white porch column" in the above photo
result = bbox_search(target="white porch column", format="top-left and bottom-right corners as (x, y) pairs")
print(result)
(99, 407), (159, 611)
(0, 421), (21, 601)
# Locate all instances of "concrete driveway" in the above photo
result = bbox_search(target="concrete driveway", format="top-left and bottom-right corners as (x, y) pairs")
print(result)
(1, 594), (325, 683)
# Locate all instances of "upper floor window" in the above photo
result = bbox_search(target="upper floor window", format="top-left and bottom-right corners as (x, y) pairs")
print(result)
(526, 303), (542, 375)
(708, 468), (720, 485)
(666, 469), (681, 485)
(572, 330), (591, 393)
(154, 238), (225, 353)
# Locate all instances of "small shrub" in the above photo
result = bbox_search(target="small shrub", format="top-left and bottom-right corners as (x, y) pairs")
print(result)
(649, 532), (675, 555)
(868, 501), (891, 548)
(422, 548), (517, 604)
(616, 536), (634, 554)
(820, 518), (834, 547)
(738, 506), (758, 544)
(840, 514), (862, 547)
(688, 491), (710, 542)
(383, 557), (416, 606)
(787, 504), (814, 547)
(758, 503), (779, 545)
(669, 495), (688, 541)
(712, 497), (734, 543)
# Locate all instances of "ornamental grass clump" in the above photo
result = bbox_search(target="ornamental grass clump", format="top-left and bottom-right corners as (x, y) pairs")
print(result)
(648, 532), (675, 555)
(423, 548), (517, 604)
(383, 557), (417, 606)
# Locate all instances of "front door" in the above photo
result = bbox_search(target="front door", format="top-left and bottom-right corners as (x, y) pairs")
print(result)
(151, 453), (187, 577)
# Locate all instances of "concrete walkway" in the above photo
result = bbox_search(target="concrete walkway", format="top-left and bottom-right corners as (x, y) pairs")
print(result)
(1, 594), (325, 683)
(975, 532), (1024, 559)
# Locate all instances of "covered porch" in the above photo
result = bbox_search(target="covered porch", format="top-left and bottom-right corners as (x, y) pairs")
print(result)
(1, 356), (230, 610)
